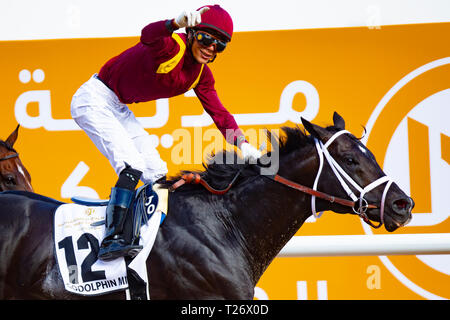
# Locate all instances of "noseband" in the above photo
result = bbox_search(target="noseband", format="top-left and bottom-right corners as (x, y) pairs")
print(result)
(0, 152), (19, 162)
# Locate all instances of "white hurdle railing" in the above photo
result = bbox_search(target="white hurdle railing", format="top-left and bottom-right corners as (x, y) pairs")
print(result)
(277, 233), (450, 257)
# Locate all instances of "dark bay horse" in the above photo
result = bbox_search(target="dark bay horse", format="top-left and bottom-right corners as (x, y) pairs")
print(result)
(0, 125), (33, 192)
(0, 113), (413, 299)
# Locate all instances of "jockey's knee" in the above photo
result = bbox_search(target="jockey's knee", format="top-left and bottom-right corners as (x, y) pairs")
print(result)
(132, 135), (168, 183)
(141, 170), (167, 185)
(133, 134), (160, 157)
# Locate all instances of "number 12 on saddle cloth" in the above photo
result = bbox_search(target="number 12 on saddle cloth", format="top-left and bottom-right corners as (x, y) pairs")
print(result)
(54, 184), (168, 296)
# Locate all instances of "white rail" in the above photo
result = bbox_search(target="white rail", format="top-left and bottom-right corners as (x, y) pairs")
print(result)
(277, 233), (450, 257)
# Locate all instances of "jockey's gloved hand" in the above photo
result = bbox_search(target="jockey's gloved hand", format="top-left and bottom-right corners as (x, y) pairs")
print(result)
(174, 7), (210, 28)
(240, 142), (262, 163)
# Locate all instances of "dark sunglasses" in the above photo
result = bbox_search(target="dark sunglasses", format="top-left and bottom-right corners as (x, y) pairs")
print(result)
(194, 31), (227, 53)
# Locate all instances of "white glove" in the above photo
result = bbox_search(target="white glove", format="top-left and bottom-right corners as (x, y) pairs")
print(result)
(174, 7), (210, 28)
(240, 142), (262, 163)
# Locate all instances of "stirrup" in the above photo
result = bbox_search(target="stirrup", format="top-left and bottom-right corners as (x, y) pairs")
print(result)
(98, 239), (143, 261)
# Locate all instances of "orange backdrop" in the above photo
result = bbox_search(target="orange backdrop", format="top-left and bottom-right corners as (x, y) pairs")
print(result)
(1, 22), (449, 299)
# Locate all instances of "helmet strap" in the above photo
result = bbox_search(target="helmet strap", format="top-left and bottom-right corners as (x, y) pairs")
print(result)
(187, 28), (194, 46)
(208, 54), (217, 63)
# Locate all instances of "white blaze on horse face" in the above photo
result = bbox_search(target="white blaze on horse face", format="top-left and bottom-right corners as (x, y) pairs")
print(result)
(17, 163), (32, 190)
(358, 144), (368, 155)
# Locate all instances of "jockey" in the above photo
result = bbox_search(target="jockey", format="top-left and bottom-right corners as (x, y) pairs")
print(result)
(70, 5), (262, 261)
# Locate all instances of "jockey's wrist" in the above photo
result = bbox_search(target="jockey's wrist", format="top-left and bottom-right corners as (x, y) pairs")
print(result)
(165, 19), (179, 33)
(236, 135), (247, 149)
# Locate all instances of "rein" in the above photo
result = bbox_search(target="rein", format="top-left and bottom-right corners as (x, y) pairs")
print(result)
(168, 130), (393, 229)
(169, 167), (361, 207)
(262, 174), (374, 211)
(169, 166), (244, 195)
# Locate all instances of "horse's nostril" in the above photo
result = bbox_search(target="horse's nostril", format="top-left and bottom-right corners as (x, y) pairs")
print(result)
(393, 198), (413, 213)
(394, 199), (407, 209)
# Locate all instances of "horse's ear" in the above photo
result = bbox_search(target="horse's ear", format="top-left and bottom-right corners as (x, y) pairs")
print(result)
(5, 125), (19, 148)
(333, 111), (345, 130)
(301, 117), (329, 141)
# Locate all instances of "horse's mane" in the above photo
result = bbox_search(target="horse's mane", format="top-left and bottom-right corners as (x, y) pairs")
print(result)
(162, 125), (340, 191)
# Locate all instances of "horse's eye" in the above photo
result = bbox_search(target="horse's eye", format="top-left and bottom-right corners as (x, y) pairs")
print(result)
(5, 176), (16, 185)
(345, 157), (357, 166)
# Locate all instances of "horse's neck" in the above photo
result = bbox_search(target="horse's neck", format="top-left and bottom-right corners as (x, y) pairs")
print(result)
(232, 150), (319, 284)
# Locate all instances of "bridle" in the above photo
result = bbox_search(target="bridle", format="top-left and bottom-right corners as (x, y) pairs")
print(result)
(0, 152), (19, 162)
(0, 152), (20, 191)
(265, 130), (394, 229)
(169, 130), (394, 229)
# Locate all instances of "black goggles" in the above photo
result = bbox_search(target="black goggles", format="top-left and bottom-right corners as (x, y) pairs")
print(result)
(194, 31), (227, 53)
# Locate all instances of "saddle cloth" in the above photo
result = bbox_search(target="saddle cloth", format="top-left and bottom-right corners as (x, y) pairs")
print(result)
(54, 184), (168, 298)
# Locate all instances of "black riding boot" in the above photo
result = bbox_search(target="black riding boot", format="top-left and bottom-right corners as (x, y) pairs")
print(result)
(97, 187), (143, 261)
(98, 164), (143, 261)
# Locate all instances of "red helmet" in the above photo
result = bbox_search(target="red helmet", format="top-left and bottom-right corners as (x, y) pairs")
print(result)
(196, 5), (233, 42)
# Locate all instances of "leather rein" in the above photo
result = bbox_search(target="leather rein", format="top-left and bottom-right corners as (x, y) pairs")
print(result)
(169, 130), (393, 229)
(169, 168), (373, 214)
(169, 167), (244, 195)
(265, 174), (369, 210)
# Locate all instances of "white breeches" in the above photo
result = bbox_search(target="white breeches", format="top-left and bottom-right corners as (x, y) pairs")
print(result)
(70, 74), (168, 184)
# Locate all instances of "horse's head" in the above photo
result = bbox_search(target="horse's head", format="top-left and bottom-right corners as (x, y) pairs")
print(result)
(301, 112), (413, 232)
(0, 125), (33, 192)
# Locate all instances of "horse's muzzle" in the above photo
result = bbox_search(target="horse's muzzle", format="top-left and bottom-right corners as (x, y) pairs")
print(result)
(391, 196), (414, 227)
